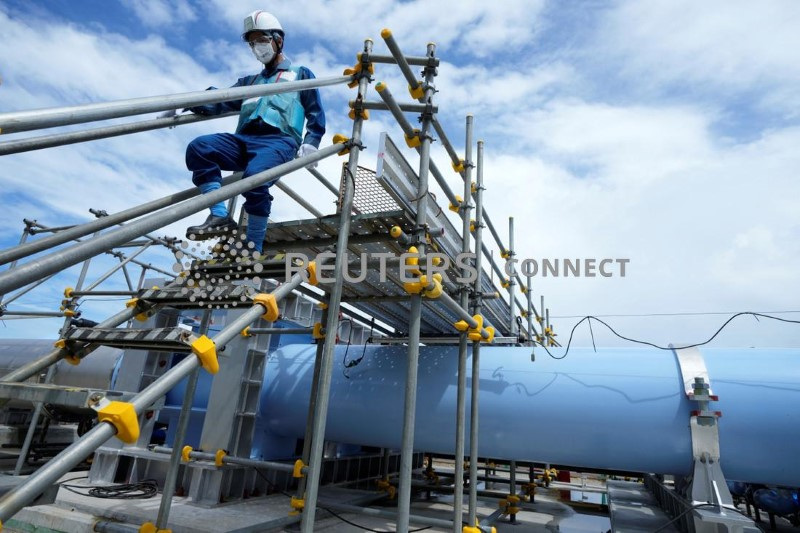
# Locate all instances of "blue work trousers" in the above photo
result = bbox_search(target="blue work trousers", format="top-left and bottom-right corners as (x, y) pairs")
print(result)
(185, 132), (298, 217)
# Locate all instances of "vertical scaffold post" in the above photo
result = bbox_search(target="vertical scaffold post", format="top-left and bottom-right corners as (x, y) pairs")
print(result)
(300, 39), (373, 533)
(155, 309), (211, 529)
(452, 114), (474, 532)
(508, 217), (516, 338)
(397, 41), (438, 533)
(467, 140), (486, 529)
(294, 296), (329, 504)
(526, 276), (534, 350)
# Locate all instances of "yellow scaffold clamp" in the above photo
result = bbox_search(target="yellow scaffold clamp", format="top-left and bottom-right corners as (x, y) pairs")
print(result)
(293, 459), (306, 478)
(463, 519), (495, 533)
(377, 478), (397, 499)
(54, 339), (80, 366)
(448, 194), (463, 213)
(452, 159), (465, 174)
(289, 496), (305, 516)
(332, 133), (351, 155)
(240, 326), (252, 338)
(139, 523), (172, 533)
(468, 315), (484, 342)
(405, 246), (421, 276)
(253, 293), (280, 322)
(348, 102), (370, 121)
(96, 401), (140, 444)
(125, 297), (151, 322)
(404, 129), (421, 148)
(215, 449), (227, 467)
(312, 322), (325, 340)
(190, 335), (219, 375)
(306, 260), (319, 286)
(422, 273), (443, 299)
(344, 56), (374, 88)
(181, 445), (193, 463)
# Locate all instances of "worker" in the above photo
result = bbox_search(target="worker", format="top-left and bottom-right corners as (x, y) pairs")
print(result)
(163, 10), (325, 256)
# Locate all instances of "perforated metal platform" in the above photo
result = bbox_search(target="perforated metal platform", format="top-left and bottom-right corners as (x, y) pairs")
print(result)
(262, 134), (513, 337)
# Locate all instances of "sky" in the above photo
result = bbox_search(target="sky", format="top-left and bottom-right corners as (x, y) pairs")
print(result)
(0, 0), (799, 349)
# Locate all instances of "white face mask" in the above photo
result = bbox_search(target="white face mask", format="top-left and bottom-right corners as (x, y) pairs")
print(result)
(251, 42), (275, 64)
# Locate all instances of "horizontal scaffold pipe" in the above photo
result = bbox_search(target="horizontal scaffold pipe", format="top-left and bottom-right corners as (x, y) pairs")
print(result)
(0, 173), (241, 267)
(352, 100), (437, 114)
(0, 274), (305, 521)
(150, 446), (305, 475)
(0, 75), (353, 135)
(362, 53), (439, 67)
(0, 111), (239, 156)
(0, 143), (344, 295)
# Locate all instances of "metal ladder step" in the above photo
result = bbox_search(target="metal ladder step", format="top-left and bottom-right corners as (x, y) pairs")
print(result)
(0, 382), (163, 411)
(63, 326), (195, 352)
(187, 257), (290, 280)
(138, 283), (258, 309)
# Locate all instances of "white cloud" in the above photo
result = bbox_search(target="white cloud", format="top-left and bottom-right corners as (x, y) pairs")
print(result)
(598, 0), (800, 112)
(203, 0), (547, 58)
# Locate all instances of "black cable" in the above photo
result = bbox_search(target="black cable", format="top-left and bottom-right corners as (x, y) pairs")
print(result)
(540, 312), (800, 360)
(343, 318), (374, 378)
(588, 318), (596, 352)
(60, 479), (159, 499)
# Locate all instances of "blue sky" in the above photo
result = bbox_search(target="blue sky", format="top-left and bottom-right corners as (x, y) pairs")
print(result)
(1, 0), (799, 348)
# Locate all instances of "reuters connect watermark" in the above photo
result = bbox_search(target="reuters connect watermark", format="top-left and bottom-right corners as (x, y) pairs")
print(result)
(286, 252), (630, 284)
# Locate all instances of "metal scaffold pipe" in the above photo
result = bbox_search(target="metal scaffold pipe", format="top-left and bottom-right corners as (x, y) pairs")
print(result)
(0, 173), (241, 267)
(453, 113), (474, 531)
(468, 139), (487, 526)
(0, 111), (238, 156)
(0, 75), (352, 134)
(397, 41), (438, 533)
(306, 167), (339, 196)
(380, 29), (422, 95)
(274, 181), (324, 218)
(0, 143), (343, 295)
(300, 39), (373, 533)
(362, 52), (439, 67)
(150, 446), (303, 475)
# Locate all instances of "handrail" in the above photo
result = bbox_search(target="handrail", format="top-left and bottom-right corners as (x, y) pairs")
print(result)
(0, 111), (238, 156)
(0, 75), (352, 134)
(0, 143), (345, 295)
(0, 174), (240, 267)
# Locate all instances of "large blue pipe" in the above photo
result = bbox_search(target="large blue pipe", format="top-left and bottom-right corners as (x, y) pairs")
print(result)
(260, 345), (800, 487)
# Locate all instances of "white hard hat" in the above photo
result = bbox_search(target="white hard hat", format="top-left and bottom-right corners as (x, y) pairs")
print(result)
(242, 11), (283, 40)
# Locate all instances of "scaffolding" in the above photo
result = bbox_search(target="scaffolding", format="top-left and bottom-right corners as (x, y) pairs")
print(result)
(0, 29), (557, 532)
